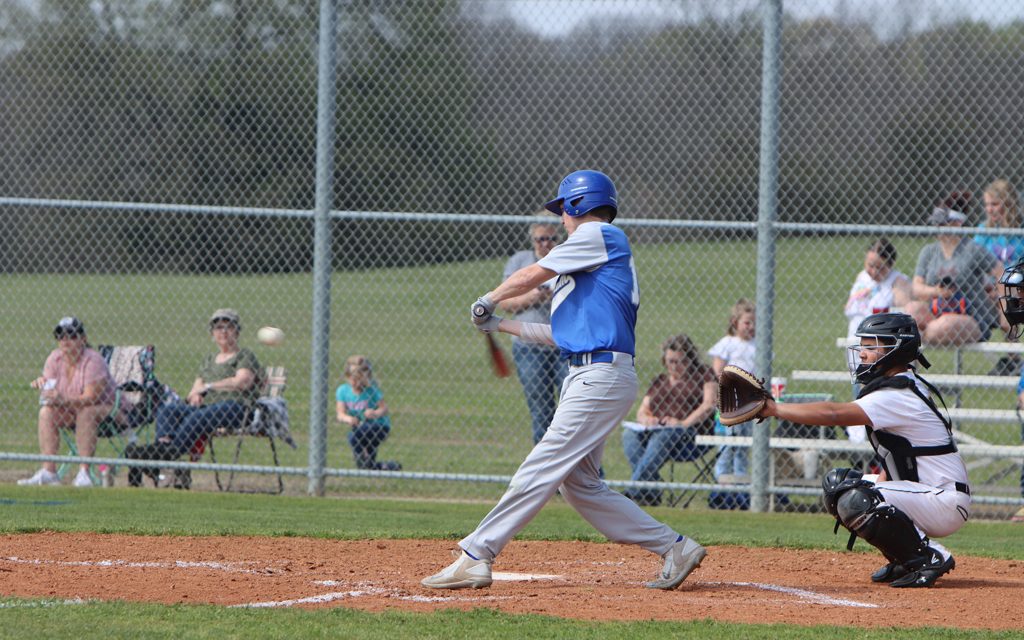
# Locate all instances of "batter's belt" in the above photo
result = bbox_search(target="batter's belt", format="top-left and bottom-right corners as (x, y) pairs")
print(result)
(567, 351), (634, 367)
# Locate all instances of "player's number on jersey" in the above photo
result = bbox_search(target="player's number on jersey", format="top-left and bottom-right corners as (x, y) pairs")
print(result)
(629, 257), (640, 305)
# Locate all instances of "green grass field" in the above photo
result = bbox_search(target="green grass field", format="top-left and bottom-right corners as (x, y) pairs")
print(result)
(1, 486), (1022, 638)
(2, 234), (1023, 637)
(2, 234), (1020, 497)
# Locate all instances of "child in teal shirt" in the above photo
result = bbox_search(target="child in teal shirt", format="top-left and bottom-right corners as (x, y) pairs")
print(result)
(336, 355), (400, 471)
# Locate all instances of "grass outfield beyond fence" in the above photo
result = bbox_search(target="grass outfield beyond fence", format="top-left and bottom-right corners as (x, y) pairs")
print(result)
(2, 234), (1021, 501)
(1, 486), (1022, 639)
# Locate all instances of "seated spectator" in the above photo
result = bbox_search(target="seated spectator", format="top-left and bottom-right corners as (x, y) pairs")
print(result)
(19, 317), (126, 488)
(975, 179), (1024, 375)
(124, 309), (261, 486)
(622, 334), (717, 507)
(906, 192), (1004, 346)
(844, 237), (910, 445)
(336, 355), (401, 471)
(844, 237), (910, 341)
(710, 299), (756, 481)
(975, 179), (1024, 265)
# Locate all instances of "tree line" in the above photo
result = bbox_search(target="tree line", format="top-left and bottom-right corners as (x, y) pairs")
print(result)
(1, 1), (1022, 272)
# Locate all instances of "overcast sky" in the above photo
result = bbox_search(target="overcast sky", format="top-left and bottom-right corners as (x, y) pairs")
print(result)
(10, 0), (1024, 41)
(498, 0), (1024, 40)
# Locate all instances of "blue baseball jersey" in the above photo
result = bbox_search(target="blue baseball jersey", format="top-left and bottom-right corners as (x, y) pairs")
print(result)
(537, 222), (639, 357)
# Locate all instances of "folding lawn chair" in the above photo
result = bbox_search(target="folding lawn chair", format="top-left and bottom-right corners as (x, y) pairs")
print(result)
(198, 365), (296, 494)
(58, 345), (161, 484)
(665, 440), (717, 508)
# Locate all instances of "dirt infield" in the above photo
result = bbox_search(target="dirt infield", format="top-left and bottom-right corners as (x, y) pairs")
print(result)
(1, 532), (1021, 629)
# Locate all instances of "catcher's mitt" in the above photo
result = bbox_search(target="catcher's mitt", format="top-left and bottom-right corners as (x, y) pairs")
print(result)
(718, 365), (771, 426)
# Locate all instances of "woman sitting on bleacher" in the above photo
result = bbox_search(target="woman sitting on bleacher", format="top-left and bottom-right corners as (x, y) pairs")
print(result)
(621, 334), (717, 507)
(844, 237), (910, 343)
(124, 309), (261, 487)
(906, 191), (1006, 347)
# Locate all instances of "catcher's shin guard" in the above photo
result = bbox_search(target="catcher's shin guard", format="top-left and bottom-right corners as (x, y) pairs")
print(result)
(835, 486), (932, 567)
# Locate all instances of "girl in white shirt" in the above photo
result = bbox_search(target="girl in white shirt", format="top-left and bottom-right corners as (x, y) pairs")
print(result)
(844, 237), (910, 444)
(709, 299), (756, 481)
(844, 237), (910, 341)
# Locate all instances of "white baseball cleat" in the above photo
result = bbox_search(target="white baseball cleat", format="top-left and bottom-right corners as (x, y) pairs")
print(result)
(17, 468), (60, 486)
(421, 550), (493, 590)
(646, 537), (706, 590)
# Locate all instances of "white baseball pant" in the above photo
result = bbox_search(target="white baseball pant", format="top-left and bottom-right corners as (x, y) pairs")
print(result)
(460, 353), (681, 561)
(876, 480), (971, 538)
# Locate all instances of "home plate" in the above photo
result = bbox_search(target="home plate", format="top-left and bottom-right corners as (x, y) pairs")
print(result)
(492, 572), (564, 581)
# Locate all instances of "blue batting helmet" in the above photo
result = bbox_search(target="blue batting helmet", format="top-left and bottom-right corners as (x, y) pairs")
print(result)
(544, 170), (618, 221)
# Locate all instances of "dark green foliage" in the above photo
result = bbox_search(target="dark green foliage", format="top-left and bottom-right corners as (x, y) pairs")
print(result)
(4, 7), (1024, 272)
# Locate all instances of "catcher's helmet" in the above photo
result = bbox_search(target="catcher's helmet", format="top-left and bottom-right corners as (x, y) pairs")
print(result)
(998, 259), (1024, 339)
(848, 312), (928, 384)
(544, 170), (618, 221)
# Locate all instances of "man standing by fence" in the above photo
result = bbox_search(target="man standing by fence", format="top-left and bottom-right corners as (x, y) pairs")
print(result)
(499, 220), (567, 445)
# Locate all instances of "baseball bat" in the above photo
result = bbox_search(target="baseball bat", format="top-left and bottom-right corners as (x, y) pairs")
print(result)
(472, 301), (509, 377)
(485, 333), (511, 378)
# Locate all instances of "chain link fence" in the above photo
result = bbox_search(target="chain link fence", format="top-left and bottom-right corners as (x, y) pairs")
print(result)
(1, 0), (1023, 517)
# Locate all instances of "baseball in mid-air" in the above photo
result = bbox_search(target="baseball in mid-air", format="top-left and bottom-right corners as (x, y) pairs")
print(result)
(256, 326), (285, 346)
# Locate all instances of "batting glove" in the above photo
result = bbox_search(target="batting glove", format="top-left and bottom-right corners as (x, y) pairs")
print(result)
(471, 295), (496, 325)
(475, 315), (502, 333)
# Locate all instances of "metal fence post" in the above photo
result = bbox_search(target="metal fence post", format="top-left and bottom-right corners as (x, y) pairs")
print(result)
(752, 0), (783, 513)
(308, 0), (338, 497)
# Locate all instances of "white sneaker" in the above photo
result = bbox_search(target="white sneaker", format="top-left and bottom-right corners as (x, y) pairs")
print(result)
(646, 537), (706, 590)
(72, 468), (93, 487)
(421, 550), (493, 589)
(17, 468), (60, 486)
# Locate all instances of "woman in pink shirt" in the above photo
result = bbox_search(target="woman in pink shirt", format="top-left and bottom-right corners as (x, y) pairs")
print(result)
(19, 317), (119, 487)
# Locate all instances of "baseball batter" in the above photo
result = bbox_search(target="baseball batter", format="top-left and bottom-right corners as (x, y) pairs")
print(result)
(421, 170), (706, 590)
(757, 312), (970, 588)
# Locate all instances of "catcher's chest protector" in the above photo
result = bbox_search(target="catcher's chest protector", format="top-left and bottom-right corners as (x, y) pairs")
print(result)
(859, 375), (956, 482)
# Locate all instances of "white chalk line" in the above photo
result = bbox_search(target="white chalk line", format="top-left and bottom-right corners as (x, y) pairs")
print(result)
(492, 571), (564, 581)
(313, 571), (564, 587)
(1, 556), (283, 576)
(709, 581), (878, 608)
(0, 598), (88, 609)
(236, 573), (562, 608)
(1, 556), (874, 610)
(2, 556), (514, 608)
(0, 557), (483, 609)
(236, 584), (513, 608)
(233, 589), (388, 608)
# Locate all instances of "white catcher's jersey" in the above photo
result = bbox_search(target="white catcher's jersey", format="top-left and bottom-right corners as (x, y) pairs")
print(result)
(537, 221), (639, 358)
(854, 372), (969, 489)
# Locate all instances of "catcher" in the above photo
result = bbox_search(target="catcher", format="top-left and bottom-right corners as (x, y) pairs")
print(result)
(719, 312), (969, 588)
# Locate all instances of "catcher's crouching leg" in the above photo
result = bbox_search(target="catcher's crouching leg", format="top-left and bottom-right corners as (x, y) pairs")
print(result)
(835, 486), (952, 587)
